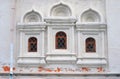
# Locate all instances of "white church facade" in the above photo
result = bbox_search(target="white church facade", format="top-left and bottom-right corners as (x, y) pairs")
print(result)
(0, 0), (120, 79)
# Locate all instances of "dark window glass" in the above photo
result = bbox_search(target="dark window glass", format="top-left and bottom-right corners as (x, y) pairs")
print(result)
(86, 37), (96, 52)
(28, 37), (37, 52)
(56, 31), (67, 49)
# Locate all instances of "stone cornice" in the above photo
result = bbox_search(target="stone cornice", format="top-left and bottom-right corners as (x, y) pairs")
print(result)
(12, 72), (120, 76)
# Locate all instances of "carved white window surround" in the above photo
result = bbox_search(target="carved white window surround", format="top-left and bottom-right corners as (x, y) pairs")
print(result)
(16, 19), (108, 68)
(76, 22), (107, 67)
(44, 17), (77, 63)
(17, 22), (46, 65)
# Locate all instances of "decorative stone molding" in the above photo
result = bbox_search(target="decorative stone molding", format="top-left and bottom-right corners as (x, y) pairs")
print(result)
(77, 58), (107, 67)
(17, 22), (46, 66)
(76, 22), (107, 68)
(17, 22), (46, 31)
(17, 56), (46, 65)
(50, 2), (72, 17)
(44, 17), (76, 24)
(46, 53), (76, 63)
(76, 23), (107, 31)
(44, 17), (77, 63)
(81, 9), (101, 22)
(23, 10), (42, 23)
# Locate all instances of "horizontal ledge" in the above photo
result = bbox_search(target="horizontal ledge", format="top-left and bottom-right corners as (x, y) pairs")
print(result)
(46, 59), (76, 62)
(17, 63), (46, 65)
(76, 29), (106, 32)
(17, 62), (46, 65)
(46, 53), (76, 56)
(76, 22), (107, 25)
(12, 72), (120, 76)
(18, 56), (45, 58)
(0, 72), (9, 75)
(76, 63), (107, 65)
(0, 72), (120, 77)
(17, 22), (46, 26)
(46, 24), (76, 26)
(77, 57), (106, 59)
(44, 17), (77, 22)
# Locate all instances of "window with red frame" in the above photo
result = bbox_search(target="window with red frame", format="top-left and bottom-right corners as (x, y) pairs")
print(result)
(28, 37), (37, 52)
(55, 31), (67, 49)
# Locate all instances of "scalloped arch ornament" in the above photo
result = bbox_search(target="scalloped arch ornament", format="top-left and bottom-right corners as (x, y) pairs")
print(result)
(81, 9), (101, 22)
(50, 3), (72, 17)
(23, 10), (42, 23)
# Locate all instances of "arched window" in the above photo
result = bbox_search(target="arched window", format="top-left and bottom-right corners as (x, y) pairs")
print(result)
(56, 31), (67, 49)
(28, 37), (37, 52)
(86, 37), (96, 52)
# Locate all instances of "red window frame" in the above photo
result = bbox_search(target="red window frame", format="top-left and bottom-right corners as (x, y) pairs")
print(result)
(55, 31), (67, 49)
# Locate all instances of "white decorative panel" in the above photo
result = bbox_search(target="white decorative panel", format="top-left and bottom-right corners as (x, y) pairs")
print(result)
(17, 23), (46, 65)
(24, 10), (42, 23)
(81, 9), (100, 22)
(50, 3), (72, 17)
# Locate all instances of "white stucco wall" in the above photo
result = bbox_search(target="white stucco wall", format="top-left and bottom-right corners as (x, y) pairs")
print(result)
(106, 0), (120, 72)
(0, 0), (14, 66)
